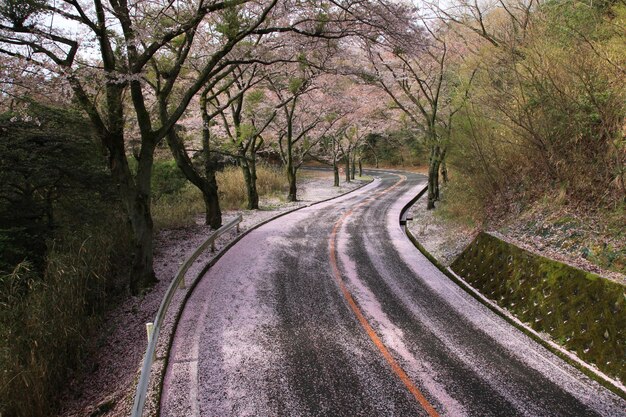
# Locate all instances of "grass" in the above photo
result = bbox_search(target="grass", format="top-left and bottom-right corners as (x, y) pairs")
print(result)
(151, 163), (289, 229)
(0, 223), (131, 417)
(152, 184), (205, 231)
(217, 165), (287, 210)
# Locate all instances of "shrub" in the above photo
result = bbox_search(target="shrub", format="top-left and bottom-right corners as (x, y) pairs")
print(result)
(0, 103), (132, 417)
(446, 1), (626, 222)
(0, 222), (130, 417)
(151, 159), (189, 199)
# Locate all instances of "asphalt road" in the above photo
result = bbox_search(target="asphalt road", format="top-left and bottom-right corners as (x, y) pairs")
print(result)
(161, 170), (626, 416)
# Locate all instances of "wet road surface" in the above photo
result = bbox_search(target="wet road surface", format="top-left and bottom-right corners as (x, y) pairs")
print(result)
(161, 170), (626, 416)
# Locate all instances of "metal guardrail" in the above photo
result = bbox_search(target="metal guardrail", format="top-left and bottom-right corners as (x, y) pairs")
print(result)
(399, 185), (428, 226)
(130, 214), (243, 417)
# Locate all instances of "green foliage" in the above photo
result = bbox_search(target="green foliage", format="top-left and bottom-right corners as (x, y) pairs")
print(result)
(446, 0), (626, 222)
(0, 223), (129, 417)
(363, 131), (425, 167)
(315, 11), (329, 34)
(151, 159), (188, 199)
(288, 77), (305, 94)
(297, 53), (309, 70)
(452, 233), (626, 383)
(216, 7), (241, 39)
(0, 103), (131, 417)
(246, 89), (265, 107)
(0, 104), (116, 274)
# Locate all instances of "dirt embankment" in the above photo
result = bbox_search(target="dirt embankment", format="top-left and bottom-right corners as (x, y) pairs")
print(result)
(407, 193), (625, 286)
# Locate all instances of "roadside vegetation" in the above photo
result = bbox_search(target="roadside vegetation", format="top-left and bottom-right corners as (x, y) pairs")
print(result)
(439, 0), (625, 277)
(151, 162), (288, 230)
(0, 104), (131, 416)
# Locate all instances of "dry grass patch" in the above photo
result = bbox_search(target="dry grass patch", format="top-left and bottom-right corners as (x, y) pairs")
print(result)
(217, 165), (287, 210)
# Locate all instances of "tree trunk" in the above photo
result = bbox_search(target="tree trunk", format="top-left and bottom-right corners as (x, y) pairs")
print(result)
(358, 159), (363, 177)
(427, 145), (441, 210)
(113, 139), (157, 294)
(249, 153), (259, 209)
(285, 120), (298, 201)
(202, 127), (222, 229)
(440, 147), (448, 184)
(333, 161), (339, 187)
(71, 73), (161, 293)
(287, 165), (297, 202)
(350, 154), (356, 180)
(202, 182), (221, 228)
(128, 193), (155, 294)
(241, 158), (259, 209)
(345, 154), (351, 183)
(165, 127), (222, 228)
(162, 96), (222, 229)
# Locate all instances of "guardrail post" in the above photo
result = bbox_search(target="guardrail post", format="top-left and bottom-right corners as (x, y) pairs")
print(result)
(146, 322), (155, 360)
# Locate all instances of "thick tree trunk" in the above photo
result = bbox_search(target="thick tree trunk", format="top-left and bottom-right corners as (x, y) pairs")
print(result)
(358, 159), (363, 177)
(285, 121), (298, 201)
(203, 182), (221, 229)
(427, 145), (441, 210)
(72, 71), (159, 293)
(241, 159), (259, 209)
(128, 192), (155, 294)
(109, 138), (157, 294)
(333, 161), (339, 187)
(203, 128), (222, 229)
(344, 154), (351, 183)
(250, 154), (259, 209)
(287, 166), (297, 202)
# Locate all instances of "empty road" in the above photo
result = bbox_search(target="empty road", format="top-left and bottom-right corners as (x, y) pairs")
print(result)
(161, 170), (625, 416)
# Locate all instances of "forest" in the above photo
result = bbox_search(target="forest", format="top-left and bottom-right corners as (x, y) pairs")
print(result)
(0, 0), (624, 415)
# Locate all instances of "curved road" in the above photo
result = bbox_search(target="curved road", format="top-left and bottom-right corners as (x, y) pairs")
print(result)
(161, 170), (625, 416)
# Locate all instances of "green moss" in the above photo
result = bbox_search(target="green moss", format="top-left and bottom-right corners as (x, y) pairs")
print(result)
(451, 232), (625, 383)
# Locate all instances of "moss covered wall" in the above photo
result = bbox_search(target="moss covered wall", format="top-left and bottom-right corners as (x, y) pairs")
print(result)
(451, 232), (625, 383)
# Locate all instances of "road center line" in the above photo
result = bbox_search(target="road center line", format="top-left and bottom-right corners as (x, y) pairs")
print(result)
(328, 175), (440, 417)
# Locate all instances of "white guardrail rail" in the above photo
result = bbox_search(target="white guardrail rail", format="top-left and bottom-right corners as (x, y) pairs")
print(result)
(130, 214), (243, 417)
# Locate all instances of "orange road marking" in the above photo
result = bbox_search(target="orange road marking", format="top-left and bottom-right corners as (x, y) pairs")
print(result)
(329, 175), (440, 417)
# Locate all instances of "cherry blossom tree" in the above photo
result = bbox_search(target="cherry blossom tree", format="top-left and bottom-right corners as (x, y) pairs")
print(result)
(267, 58), (343, 201)
(0, 0), (390, 291)
(211, 64), (277, 210)
(357, 9), (470, 209)
(0, 0), (422, 290)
